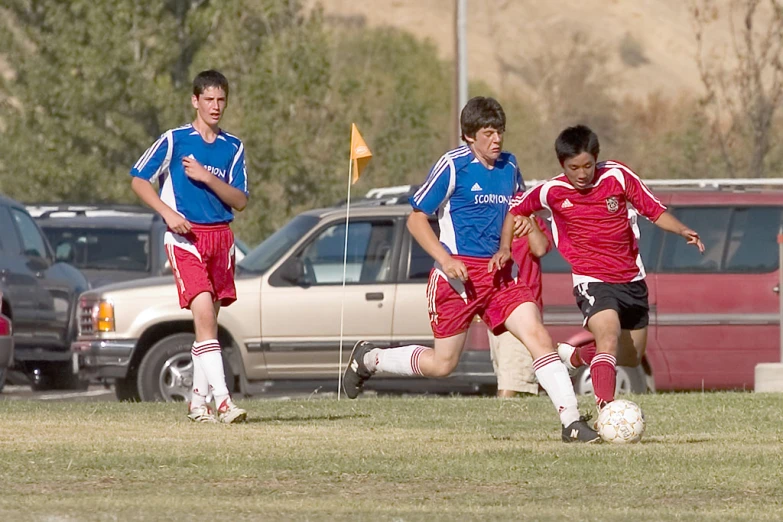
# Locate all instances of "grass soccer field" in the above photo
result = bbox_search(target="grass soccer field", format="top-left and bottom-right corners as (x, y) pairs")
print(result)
(1, 392), (782, 521)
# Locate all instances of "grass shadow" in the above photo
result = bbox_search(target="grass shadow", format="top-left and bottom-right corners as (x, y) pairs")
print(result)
(246, 412), (372, 424)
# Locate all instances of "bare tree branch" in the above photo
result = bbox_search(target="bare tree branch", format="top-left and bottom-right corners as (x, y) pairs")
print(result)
(692, 0), (783, 177)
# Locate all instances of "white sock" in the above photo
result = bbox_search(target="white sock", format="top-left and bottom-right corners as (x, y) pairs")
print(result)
(364, 345), (429, 376)
(193, 339), (230, 407)
(190, 342), (211, 408)
(533, 352), (580, 427)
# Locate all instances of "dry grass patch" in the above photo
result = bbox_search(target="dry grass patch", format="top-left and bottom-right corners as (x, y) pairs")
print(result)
(1, 393), (782, 521)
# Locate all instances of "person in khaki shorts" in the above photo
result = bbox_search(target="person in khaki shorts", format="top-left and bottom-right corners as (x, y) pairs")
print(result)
(489, 215), (551, 398)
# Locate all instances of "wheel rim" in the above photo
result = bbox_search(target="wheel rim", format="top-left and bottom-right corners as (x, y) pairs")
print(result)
(575, 367), (634, 395)
(158, 353), (193, 402)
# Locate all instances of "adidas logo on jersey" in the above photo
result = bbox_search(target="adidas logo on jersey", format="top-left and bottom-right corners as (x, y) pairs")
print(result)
(471, 182), (483, 192)
(561, 198), (574, 209)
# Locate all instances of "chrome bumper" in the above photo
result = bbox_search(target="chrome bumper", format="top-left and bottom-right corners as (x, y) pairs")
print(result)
(71, 338), (137, 379)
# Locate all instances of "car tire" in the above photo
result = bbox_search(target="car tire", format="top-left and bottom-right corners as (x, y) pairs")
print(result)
(572, 365), (648, 396)
(114, 376), (141, 402)
(137, 333), (235, 402)
(54, 368), (90, 391)
(31, 362), (89, 391)
(0, 368), (5, 393)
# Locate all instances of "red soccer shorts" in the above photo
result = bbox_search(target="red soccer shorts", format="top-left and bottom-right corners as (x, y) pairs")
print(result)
(164, 223), (237, 309)
(425, 255), (537, 339)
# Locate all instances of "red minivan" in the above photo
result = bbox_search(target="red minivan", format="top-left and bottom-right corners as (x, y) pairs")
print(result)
(521, 180), (783, 393)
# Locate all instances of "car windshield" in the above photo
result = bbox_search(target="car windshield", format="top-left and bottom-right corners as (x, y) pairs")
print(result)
(42, 227), (151, 272)
(238, 215), (319, 274)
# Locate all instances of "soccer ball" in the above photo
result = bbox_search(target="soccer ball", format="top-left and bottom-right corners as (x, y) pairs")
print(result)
(595, 399), (646, 444)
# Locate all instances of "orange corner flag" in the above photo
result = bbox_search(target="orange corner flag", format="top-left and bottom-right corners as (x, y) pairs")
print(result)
(350, 123), (372, 184)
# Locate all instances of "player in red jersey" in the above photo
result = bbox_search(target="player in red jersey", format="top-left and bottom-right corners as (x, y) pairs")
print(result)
(508, 124), (705, 411)
(343, 99), (599, 442)
(488, 216), (551, 398)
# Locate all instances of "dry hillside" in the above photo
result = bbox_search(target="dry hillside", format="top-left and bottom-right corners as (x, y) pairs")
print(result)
(307, 0), (750, 102)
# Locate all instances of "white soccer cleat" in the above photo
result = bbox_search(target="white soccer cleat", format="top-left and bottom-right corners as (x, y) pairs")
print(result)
(187, 403), (217, 423)
(217, 398), (247, 424)
(557, 343), (579, 377)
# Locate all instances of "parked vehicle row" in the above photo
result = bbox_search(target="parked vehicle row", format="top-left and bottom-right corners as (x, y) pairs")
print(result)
(0, 309), (13, 393)
(0, 199), (244, 393)
(71, 180), (783, 402)
(71, 200), (496, 402)
(26, 205), (248, 289)
(0, 195), (89, 390)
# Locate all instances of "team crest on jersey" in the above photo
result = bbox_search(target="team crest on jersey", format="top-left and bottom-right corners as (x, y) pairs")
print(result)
(606, 196), (619, 213)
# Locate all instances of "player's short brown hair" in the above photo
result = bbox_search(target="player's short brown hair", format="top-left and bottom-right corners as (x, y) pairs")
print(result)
(193, 70), (229, 99)
(460, 97), (505, 141)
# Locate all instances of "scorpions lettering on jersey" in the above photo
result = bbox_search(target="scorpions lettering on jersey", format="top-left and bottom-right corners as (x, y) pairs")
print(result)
(130, 124), (248, 225)
(410, 146), (524, 258)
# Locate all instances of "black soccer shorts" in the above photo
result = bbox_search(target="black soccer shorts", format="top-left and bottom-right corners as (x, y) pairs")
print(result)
(573, 280), (649, 330)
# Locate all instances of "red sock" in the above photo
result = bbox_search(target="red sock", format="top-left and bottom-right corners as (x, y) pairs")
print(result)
(573, 341), (597, 366)
(590, 353), (616, 409)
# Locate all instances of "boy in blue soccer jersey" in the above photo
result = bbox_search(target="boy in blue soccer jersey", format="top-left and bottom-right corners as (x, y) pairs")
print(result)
(343, 97), (598, 442)
(130, 70), (248, 424)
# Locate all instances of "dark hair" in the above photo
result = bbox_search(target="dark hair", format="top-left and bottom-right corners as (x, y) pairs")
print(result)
(193, 70), (229, 99)
(460, 97), (505, 141)
(555, 125), (600, 165)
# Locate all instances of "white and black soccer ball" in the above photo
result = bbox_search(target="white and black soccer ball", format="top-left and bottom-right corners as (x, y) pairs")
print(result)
(595, 399), (646, 444)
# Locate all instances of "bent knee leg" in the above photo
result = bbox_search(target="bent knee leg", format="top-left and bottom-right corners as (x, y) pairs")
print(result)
(428, 358), (459, 377)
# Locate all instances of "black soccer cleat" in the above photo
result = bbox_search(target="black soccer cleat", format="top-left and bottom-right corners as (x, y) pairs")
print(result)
(343, 341), (375, 399)
(562, 416), (601, 443)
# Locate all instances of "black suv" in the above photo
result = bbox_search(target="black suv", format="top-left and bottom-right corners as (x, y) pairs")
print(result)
(28, 205), (170, 289)
(0, 195), (89, 389)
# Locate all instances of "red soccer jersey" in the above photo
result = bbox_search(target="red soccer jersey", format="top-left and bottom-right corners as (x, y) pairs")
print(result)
(509, 160), (666, 285)
(511, 216), (551, 309)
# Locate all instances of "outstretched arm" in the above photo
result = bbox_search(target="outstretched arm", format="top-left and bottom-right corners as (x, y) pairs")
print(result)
(182, 157), (248, 211)
(653, 211), (705, 253)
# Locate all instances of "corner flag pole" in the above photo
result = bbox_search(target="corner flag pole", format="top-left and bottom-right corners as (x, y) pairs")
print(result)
(338, 124), (372, 400)
(337, 157), (353, 400)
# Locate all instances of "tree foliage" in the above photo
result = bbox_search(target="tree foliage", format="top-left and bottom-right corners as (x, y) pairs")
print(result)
(0, 0), (219, 201)
(0, 0), (453, 243)
(3, 0), (782, 248)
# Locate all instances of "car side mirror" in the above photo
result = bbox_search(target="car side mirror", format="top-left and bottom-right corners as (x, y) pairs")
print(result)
(280, 258), (306, 285)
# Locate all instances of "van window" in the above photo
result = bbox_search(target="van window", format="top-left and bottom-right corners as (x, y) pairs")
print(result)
(11, 208), (49, 259)
(42, 228), (151, 271)
(540, 246), (571, 273)
(724, 207), (781, 273)
(240, 215), (318, 275)
(299, 220), (395, 284)
(659, 207), (731, 273)
(406, 220), (439, 281)
(0, 206), (12, 252)
(636, 214), (659, 269)
(658, 206), (782, 273)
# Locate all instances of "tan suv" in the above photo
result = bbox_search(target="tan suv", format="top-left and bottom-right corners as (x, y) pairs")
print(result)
(71, 190), (495, 401)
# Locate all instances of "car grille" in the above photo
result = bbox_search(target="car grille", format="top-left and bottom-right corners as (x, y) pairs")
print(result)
(79, 298), (97, 336)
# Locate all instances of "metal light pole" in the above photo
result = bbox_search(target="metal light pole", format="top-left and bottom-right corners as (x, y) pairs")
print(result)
(453, 0), (468, 147)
